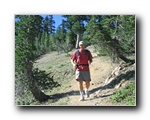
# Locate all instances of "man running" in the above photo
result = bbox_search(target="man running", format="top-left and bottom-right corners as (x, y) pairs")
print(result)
(71, 41), (93, 101)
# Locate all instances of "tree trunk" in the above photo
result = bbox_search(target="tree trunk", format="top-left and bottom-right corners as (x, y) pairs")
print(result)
(117, 53), (135, 64)
(30, 83), (49, 102)
(76, 33), (81, 49)
(27, 68), (49, 102)
(108, 39), (135, 64)
(67, 37), (71, 51)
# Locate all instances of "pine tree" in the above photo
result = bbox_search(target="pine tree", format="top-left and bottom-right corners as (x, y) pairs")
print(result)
(62, 15), (76, 49)
(15, 15), (59, 103)
(43, 15), (55, 34)
(41, 15), (56, 53)
(49, 15), (55, 34)
(63, 15), (90, 49)
(54, 20), (68, 54)
(85, 15), (135, 63)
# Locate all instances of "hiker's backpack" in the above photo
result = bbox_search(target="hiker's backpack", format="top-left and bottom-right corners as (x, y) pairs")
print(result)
(75, 49), (92, 63)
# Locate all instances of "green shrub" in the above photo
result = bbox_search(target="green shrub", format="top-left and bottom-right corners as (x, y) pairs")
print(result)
(33, 68), (60, 90)
(110, 82), (135, 105)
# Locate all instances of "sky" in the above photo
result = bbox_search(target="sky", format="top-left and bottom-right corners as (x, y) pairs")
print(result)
(41, 15), (64, 29)
(53, 15), (64, 29)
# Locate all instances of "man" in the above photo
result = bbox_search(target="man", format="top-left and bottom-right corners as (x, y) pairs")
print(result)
(71, 41), (93, 101)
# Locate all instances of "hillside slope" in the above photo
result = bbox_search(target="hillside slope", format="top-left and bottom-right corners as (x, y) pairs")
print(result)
(34, 46), (135, 106)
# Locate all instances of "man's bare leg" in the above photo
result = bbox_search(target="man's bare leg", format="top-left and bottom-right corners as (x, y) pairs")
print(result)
(85, 81), (90, 98)
(78, 80), (84, 101)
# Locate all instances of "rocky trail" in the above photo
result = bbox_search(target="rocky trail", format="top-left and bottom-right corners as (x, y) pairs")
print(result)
(34, 46), (135, 106)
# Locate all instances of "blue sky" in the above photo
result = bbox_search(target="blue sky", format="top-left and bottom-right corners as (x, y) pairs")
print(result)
(53, 15), (64, 29)
(41, 15), (63, 29)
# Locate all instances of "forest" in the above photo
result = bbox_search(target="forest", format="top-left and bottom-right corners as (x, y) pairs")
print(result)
(15, 15), (135, 105)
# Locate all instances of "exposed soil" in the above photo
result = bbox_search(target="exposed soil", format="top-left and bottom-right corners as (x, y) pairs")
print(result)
(34, 46), (134, 106)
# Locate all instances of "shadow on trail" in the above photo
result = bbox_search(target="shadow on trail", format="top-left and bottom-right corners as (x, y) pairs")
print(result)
(91, 93), (114, 100)
(89, 70), (135, 94)
(47, 70), (135, 103)
(48, 90), (79, 103)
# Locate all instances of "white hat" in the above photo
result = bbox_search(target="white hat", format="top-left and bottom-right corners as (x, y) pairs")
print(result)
(79, 41), (84, 46)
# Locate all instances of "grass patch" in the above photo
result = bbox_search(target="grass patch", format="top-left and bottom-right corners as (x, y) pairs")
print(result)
(58, 63), (67, 68)
(58, 95), (70, 105)
(110, 81), (135, 105)
(48, 65), (52, 69)
(126, 54), (135, 60)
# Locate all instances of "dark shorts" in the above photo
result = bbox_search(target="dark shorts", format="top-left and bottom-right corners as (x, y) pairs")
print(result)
(75, 70), (91, 81)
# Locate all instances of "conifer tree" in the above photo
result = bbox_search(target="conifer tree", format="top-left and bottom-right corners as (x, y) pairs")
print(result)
(15, 15), (59, 103)
(85, 15), (135, 63)
(43, 15), (55, 34)
(63, 15), (90, 49)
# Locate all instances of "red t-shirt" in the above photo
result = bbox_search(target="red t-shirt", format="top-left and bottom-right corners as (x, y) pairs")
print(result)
(71, 49), (93, 71)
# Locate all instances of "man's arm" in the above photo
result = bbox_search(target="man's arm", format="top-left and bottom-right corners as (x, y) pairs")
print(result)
(71, 59), (77, 69)
(88, 50), (93, 65)
(88, 60), (91, 65)
(71, 51), (77, 69)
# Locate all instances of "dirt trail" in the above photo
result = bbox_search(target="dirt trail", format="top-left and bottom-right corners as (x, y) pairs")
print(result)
(63, 57), (117, 106)
(34, 46), (128, 106)
(48, 46), (122, 106)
